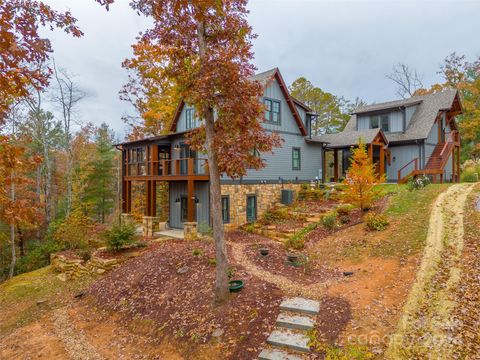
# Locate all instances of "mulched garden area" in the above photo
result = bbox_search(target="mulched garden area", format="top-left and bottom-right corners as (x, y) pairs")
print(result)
(293, 199), (337, 214)
(304, 208), (363, 244)
(85, 238), (283, 359)
(230, 231), (342, 285)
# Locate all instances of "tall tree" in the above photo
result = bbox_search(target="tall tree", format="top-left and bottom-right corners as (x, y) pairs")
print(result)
(82, 123), (116, 223)
(50, 63), (87, 216)
(21, 109), (63, 224)
(415, 53), (480, 162)
(121, 37), (181, 139)
(0, 1), (82, 122)
(289, 77), (351, 135)
(103, 0), (281, 304)
(386, 63), (424, 99)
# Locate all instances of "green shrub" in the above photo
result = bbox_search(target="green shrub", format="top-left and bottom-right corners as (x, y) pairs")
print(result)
(322, 211), (338, 230)
(336, 204), (352, 216)
(76, 248), (92, 262)
(52, 209), (96, 250)
(461, 166), (479, 182)
(208, 258), (216, 266)
(244, 223), (256, 233)
(103, 222), (136, 251)
(261, 207), (289, 223)
(197, 222), (213, 235)
(285, 222), (318, 250)
(407, 175), (431, 191)
(192, 248), (203, 256)
(15, 239), (64, 275)
(364, 212), (389, 231)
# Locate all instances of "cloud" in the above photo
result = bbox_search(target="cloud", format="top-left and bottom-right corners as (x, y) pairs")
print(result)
(42, 0), (479, 140)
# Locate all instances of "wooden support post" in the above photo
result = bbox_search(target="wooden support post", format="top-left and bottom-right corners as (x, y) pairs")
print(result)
(187, 180), (195, 223)
(458, 147), (461, 182)
(125, 181), (132, 213)
(368, 144), (373, 159)
(146, 180), (152, 216)
(333, 149), (339, 182)
(440, 173), (444, 184)
(379, 145), (385, 178)
(322, 149), (327, 183)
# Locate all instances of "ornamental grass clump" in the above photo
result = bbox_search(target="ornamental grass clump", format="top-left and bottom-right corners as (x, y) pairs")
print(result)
(364, 212), (389, 231)
(322, 211), (338, 230)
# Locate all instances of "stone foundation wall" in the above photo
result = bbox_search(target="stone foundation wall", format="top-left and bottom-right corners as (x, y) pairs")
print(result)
(50, 253), (119, 281)
(221, 183), (303, 228)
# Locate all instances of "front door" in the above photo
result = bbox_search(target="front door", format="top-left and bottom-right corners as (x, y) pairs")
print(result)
(180, 196), (188, 223)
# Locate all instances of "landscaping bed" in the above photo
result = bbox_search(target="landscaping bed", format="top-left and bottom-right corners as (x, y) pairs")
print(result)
(238, 233), (341, 285)
(85, 238), (283, 359)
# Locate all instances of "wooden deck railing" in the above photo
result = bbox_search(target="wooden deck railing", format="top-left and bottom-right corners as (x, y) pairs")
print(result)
(398, 157), (418, 182)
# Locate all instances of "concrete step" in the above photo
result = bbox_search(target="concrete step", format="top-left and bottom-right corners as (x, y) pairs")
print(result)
(280, 297), (320, 315)
(266, 329), (310, 353)
(276, 313), (315, 331)
(258, 348), (304, 360)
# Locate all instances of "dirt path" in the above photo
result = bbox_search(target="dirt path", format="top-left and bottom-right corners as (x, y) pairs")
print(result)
(386, 183), (475, 359)
(52, 307), (105, 360)
(230, 242), (333, 299)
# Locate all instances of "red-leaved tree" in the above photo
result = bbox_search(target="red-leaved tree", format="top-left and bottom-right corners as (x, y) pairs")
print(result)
(101, 0), (281, 304)
(0, 1), (83, 122)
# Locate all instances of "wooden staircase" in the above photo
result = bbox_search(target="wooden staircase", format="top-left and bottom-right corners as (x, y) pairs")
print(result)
(398, 139), (455, 184)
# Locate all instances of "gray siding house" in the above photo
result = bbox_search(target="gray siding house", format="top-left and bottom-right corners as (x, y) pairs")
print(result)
(117, 70), (463, 232)
(311, 90), (463, 184)
(118, 68), (323, 230)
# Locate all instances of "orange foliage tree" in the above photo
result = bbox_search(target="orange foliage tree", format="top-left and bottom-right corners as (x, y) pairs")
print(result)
(0, 136), (42, 277)
(0, 1), (82, 122)
(341, 141), (385, 211)
(101, 0), (282, 304)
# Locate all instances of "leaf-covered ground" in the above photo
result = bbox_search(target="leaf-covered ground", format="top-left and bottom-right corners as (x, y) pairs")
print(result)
(449, 185), (480, 358)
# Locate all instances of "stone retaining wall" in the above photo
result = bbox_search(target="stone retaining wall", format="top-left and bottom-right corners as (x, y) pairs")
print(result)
(221, 183), (303, 228)
(50, 253), (119, 280)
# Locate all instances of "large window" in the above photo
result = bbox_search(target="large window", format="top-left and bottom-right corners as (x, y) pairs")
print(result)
(292, 147), (301, 170)
(127, 147), (147, 176)
(185, 108), (195, 130)
(370, 114), (390, 132)
(221, 196), (230, 224)
(246, 195), (257, 222)
(264, 98), (281, 124)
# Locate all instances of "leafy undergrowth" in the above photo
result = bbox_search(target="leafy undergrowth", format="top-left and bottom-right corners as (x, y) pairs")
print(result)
(449, 185), (480, 358)
(0, 266), (96, 336)
(85, 239), (282, 359)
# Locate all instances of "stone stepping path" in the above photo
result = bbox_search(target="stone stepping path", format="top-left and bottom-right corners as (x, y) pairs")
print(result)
(258, 297), (320, 359)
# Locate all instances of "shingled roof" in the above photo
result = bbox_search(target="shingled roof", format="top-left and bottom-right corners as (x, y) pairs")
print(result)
(308, 128), (387, 148)
(339, 89), (461, 144)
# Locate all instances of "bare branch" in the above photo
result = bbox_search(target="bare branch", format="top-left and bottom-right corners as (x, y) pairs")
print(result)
(386, 63), (424, 98)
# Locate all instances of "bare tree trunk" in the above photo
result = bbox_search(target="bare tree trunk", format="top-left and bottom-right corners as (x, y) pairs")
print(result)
(9, 172), (16, 279)
(197, 21), (229, 305)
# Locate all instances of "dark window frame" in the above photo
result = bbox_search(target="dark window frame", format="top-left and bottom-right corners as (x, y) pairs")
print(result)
(185, 108), (195, 130)
(264, 98), (281, 125)
(221, 195), (230, 224)
(246, 194), (257, 222)
(381, 114), (390, 132)
(180, 195), (188, 223)
(292, 147), (301, 171)
(370, 115), (380, 129)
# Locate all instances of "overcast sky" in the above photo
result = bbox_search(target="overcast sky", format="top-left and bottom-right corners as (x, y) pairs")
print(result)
(43, 0), (480, 139)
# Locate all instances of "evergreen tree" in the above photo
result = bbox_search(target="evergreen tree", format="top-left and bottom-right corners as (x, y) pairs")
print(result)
(82, 123), (116, 223)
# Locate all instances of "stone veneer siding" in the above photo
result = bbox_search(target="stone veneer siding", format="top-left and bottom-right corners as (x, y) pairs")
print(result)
(221, 183), (303, 228)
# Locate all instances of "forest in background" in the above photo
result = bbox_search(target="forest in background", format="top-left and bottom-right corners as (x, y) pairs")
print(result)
(0, 0), (479, 283)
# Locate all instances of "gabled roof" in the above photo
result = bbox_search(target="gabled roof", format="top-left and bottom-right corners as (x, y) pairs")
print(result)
(169, 68), (307, 136)
(309, 128), (388, 149)
(343, 89), (461, 143)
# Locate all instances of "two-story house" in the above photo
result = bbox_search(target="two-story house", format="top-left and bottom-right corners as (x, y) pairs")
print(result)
(117, 68), (323, 232)
(117, 70), (463, 234)
(310, 89), (462, 184)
